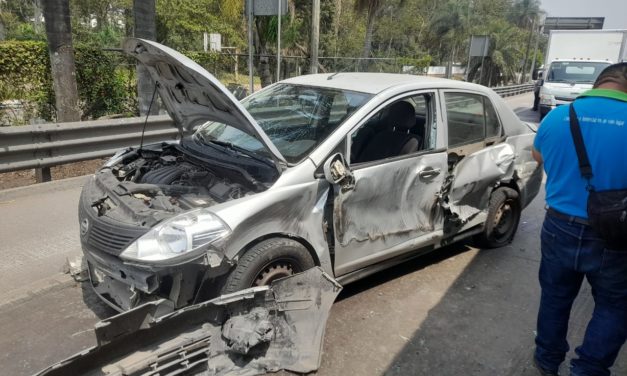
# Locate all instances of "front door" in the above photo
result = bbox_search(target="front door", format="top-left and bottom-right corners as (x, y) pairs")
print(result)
(331, 92), (447, 276)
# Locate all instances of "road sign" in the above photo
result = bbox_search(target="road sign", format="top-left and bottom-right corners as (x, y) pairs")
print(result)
(470, 35), (490, 57)
(246, 0), (287, 17)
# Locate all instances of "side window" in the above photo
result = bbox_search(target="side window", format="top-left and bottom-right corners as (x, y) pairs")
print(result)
(484, 98), (501, 138)
(349, 93), (435, 165)
(445, 92), (485, 147)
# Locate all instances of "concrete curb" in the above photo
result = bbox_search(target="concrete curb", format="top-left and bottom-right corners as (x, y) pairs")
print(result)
(0, 174), (91, 202)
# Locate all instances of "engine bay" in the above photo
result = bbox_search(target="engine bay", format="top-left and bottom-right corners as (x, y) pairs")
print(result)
(102, 144), (268, 214)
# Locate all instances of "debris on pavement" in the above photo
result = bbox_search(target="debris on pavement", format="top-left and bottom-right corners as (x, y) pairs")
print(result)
(62, 255), (88, 282)
(35, 267), (342, 376)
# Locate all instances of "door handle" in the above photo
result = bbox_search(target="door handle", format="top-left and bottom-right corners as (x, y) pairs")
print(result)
(419, 167), (441, 178)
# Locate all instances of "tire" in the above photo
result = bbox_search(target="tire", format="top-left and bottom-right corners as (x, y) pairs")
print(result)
(221, 238), (316, 294)
(475, 187), (521, 249)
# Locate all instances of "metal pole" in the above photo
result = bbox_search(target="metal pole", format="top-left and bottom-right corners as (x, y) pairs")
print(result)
(529, 23), (542, 80)
(277, 0), (281, 81)
(310, 0), (320, 74)
(465, 36), (472, 81)
(479, 38), (488, 85)
(248, 0), (254, 93)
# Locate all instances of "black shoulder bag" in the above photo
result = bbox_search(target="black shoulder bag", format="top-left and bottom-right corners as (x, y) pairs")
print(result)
(569, 103), (627, 250)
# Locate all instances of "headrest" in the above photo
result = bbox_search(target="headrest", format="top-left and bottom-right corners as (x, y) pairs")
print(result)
(385, 101), (415, 130)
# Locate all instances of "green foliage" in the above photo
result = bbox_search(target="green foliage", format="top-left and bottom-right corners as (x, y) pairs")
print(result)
(156, 0), (244, 51)
(0, 41), (136, 124)
(185, 50), (237, 76)
(74, 45), (136, 118)
(0, 41), (50, 101)
(0, 0), (547, 122)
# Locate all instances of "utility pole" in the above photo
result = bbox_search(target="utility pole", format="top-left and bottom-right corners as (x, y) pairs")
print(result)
(277, 0), (281, 80)
(520, 18), (535, 83)
(529, 22), (543, 79)
(310, 0), (320, 74)
(247, 0), (254, 93)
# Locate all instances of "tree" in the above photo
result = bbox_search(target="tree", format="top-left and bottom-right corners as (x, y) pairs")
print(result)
(42, 0), (81, 122)
(508, 0), (542, 82)
(467, 19), (526, 86)
(429, 0), (468, 77)
(353, 0), (382, 69)
(133, 0), (158, 116)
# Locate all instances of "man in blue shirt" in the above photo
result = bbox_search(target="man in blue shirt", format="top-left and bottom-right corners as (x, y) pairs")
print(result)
(532, 62), (627, 376)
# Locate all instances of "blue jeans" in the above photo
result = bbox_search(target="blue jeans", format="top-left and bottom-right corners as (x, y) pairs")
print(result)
(535, 213), (627, 375)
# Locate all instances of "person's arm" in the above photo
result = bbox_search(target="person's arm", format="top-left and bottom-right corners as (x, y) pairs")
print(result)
(532, 146), (543, 164)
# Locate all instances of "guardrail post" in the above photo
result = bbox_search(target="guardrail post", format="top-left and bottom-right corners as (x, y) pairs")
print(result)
(35, 167), (51, 183)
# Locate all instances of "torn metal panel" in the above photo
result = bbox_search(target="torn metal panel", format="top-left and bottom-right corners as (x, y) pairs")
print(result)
(332, 152), (448, 276)
(446, 143), (516, 222)
(34, 267), (342, 376)
(505, 134), (543, 208)
(214, 173), (334, 274)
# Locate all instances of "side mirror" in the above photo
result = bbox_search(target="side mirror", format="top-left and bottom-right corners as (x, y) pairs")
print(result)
(323, 153), (354, 190)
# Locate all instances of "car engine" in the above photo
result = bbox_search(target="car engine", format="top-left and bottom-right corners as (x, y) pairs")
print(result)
(105, 146), (253, 213)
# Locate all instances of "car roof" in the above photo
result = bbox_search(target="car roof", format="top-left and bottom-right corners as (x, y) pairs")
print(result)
(280, 73), (490, 95)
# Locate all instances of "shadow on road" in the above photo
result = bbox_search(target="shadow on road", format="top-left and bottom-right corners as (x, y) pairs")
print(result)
(381, 236), (627, 375)
(337, 243), (475, 303)
(80, 282), (117, 320)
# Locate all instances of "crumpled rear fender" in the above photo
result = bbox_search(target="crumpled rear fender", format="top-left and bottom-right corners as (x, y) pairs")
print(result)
(35, 267), (342, 376)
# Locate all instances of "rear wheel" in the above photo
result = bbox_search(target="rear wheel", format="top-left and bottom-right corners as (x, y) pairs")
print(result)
(221, 238), (316, 294)
(475, 187), (521, 248)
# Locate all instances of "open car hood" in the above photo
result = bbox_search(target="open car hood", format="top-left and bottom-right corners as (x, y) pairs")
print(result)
(123, 38), (287, 166)
(35, 267), (341, 376)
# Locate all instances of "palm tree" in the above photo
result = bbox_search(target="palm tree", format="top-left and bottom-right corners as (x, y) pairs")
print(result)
(42, 0), (81, 122)
(467, 20), (525, 86)
(354, 0), (381, 70)
(429, 0), (468, 78)
(509, 0), (542, 82)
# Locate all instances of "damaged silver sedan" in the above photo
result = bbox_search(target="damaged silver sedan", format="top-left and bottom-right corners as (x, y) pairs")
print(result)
(80, 38), (542, 315)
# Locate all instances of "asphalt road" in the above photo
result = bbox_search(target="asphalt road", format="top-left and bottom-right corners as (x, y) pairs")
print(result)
(1, 93), (624, 376)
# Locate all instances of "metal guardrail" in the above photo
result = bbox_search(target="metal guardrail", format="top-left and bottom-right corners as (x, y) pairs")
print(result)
(0, 115), (177, 174)
(492, 83), (535, 97)
(0, 84), (534, 177)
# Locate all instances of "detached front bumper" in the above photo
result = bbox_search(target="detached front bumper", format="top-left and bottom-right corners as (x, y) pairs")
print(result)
(36, 267), (342, 376)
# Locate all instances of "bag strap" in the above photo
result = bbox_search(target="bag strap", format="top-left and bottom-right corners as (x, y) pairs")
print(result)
(568, 103), (594, 190)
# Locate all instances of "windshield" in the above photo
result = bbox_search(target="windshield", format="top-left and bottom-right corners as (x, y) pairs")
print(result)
(546, 61), (610, 84)
(194, 84), (372, 164)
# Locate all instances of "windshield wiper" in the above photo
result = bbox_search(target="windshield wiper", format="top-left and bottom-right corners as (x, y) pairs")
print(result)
(195, 135), (275, 167)
(214, 140), (276, 167)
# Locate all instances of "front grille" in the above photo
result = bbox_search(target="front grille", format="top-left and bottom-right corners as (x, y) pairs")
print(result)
(88, 225), (138, 255)
(80, 191), (148, 256)
(135, 334), (211, 375)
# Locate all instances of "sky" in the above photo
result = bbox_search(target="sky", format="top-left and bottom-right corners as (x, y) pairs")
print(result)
(540, 0), (627, 29)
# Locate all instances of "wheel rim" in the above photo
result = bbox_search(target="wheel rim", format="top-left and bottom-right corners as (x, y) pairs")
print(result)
(492, 199), (517, 241)
(253, 258), (301, 287)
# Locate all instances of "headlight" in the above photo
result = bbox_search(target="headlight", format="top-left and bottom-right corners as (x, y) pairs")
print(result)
(539, 94), (555, 106)
(120, 209), (231, 263)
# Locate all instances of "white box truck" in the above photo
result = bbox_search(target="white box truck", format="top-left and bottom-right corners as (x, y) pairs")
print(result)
(537, 29), (627, 119)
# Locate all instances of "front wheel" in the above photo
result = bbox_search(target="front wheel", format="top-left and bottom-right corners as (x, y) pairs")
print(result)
(475, 187), (521, 248)
(221, 238), (316, 294)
